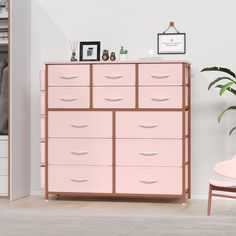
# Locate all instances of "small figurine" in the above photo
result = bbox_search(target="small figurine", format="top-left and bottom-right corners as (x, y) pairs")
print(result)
(110, 52), (116, 61)
(69, 41), (78, 62)
(102, 49), (109, 61)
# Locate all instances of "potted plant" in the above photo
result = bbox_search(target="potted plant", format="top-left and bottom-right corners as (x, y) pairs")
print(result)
(119, 46), (128, 61)
(201, 67), (236, 135)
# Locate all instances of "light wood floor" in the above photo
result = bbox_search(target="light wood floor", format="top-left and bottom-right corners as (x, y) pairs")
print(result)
(0, 195), (235, 216)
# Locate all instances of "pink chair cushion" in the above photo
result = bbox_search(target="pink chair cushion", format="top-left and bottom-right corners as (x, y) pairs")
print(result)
(214, 155), (236, 179)
(209, 179), (236, 188)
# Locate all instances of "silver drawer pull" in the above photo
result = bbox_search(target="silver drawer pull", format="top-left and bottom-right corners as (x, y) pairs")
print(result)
(105, 98), (123, 102)
(151, 98), (170, 102)
(60, 76), (78, 80)
(105, 75), (123, 79)
(71, 124), (88, 128)
(151, 75), (170, 79)
(70, 179), (88, 183)
(60, 98), (78, 102)
(139, 152), (159, 157)
(139, 124), (158, 129)
(139, 180), (159, 184)
(71, 152), (89, 156)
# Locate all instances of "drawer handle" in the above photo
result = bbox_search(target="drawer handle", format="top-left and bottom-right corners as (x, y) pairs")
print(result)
(60, 76), (78, 80)
(151, 98), (170, 102)
(139, 180), (159, 184)
(60, 98), (78, 102)
(71, 152), (89, 156)
(70, 179), (88, 183)
(71, 124), (88, 128)
(139, 152), (159, 157)
(105, 75), (123, 80)
(151, 75), (170, 79)
(139, 124), (158, 129)
(105, 98), (123, 102)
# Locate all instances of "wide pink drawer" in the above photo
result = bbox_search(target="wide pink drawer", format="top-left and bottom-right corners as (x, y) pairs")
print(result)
(48, 139), (112, 165)
(41, 92), (45, 115)
(48, 166), (112, 193)
(40, 117), (45, 139)
(49, 111), (112, 138)
(116, 112), (182, 138)
(40, 141), (45, 163)
(48, 65), (90, 86)
(93, 64), (135, 86)
(116, 167), (182, 194)
(40, 165), (45, 189)
(139, 87), (182, 108)
(139, 64), (183, 86)
(116, 139), (182, 166)
(93, 87), (135, 108)
(48, 87), (89, 108)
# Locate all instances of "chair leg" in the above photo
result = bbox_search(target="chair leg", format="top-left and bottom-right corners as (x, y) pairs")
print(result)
(207, 184), (212, 216)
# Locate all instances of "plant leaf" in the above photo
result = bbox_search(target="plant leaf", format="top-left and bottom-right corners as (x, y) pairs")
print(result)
(229, 126), (236, 136)
(215, 85), (236, 96)
(208, 77), (235, 90)
(219, 82), (235, 96)
(201, 67), (236, 78)
(217, 106), (236, 123)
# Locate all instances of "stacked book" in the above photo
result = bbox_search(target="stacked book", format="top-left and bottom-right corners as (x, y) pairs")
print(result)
(0, 18), (8, 44)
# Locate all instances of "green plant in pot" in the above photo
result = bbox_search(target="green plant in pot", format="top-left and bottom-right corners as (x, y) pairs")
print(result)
(201, 67), (236, 135)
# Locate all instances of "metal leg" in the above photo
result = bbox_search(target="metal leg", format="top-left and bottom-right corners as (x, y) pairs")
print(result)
(207, 184), (212, 216)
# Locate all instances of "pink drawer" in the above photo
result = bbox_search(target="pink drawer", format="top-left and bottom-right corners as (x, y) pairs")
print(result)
(41, 92), (45, 115)
(48, 166), (112, 193)
(93, 64), (135, 86)
(40, 117), (45, 139)
(139, 64), (183, 86)
(48, 87), (89, 108)
(49, 111), (112, 138)
(116, 112), (182, 138)
(93, 87), (135, 108)
(40, 141), (45, 163)
(40, 70), (45, 91)
(116, 139), (182, 167)
(116, 167), (182, 194)
(139, 87), (182, 108)
(40, 165), (45, 189)
(48, 139), (112, 165)
(48, 65), (90, 86)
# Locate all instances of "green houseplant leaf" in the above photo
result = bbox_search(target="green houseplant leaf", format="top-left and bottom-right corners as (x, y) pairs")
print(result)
(201, 67), (236, 78)
(219, 82), (235, 96)
(208, 77), (235, 90)
(215, 85), (236, 96)
(217, 106), (236, 123)
(229, 126), (236, 136)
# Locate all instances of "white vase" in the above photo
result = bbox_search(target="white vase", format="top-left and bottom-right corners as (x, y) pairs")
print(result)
(119, 54), (128, 61)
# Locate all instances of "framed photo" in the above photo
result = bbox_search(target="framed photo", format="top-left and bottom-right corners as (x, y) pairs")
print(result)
(79, 41), (101, 61)
(157, 33), (186, 54)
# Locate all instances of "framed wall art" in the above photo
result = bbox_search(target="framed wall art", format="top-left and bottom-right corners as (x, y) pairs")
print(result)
(79, 41), (101, 61)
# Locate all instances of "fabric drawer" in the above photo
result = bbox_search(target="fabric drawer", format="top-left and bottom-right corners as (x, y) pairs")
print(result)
(48, 139), (112, 165)
(93, 64), (135, 86)
(48, 111), (112, 138)
(48, 87), (89, 108)
(93, 87), (135, 108)
(48, 166), (112, 193)
(116, 167), (182, 195)
(0, 158), (8, 176)
(48, 65), (90, 86)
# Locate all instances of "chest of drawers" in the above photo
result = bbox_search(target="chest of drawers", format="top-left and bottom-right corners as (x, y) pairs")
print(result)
(40, 61), (191, 203)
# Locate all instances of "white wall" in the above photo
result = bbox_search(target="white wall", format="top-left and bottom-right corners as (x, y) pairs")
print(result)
(31, 0), (236, 196)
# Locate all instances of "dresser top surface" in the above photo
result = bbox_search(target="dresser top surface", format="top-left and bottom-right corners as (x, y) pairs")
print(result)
(45, 60), (190, 65)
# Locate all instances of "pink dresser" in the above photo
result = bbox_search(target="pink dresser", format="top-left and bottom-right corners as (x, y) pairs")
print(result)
(41, 61), (191, 203)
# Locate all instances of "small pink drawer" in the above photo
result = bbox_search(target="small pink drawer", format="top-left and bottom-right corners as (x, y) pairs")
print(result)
(40, 70), (45, 91)
(40, 141), (45, 163)
(93, 64), (135, 86)
(40, 165), (45, 189)
(48, 139), (112, 165)
(116, 139), (182, 167)
(48, 65), (90, 86)
(48, 87), (89, 108)
(40, 117), (45, 139)
(41, 92), (45, 115)
(116, 167), (182, 194)
(139, 87), (182, 108)
(48, 166), (112, 193)
(139, 64), (183, 86)
(116, 112), (182, 138)
(93, 87), (135, 108)
(49, 111), (112, 138)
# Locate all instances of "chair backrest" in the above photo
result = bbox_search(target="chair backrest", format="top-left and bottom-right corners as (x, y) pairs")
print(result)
(214, 155), (236, 179)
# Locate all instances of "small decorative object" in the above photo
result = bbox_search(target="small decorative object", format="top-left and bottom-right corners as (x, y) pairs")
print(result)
(110, 52), (116, 61)
(102, 49), (109, 61)
(69, 41), (78, 62)
(119, 46), (128, 61)
(79, 41), (101, 61)
(157, 22), (186, 54)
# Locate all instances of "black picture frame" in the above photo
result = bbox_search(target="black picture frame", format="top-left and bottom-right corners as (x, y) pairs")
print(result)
(79, 41), (101, 61)
(157, 33), (186, 54)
